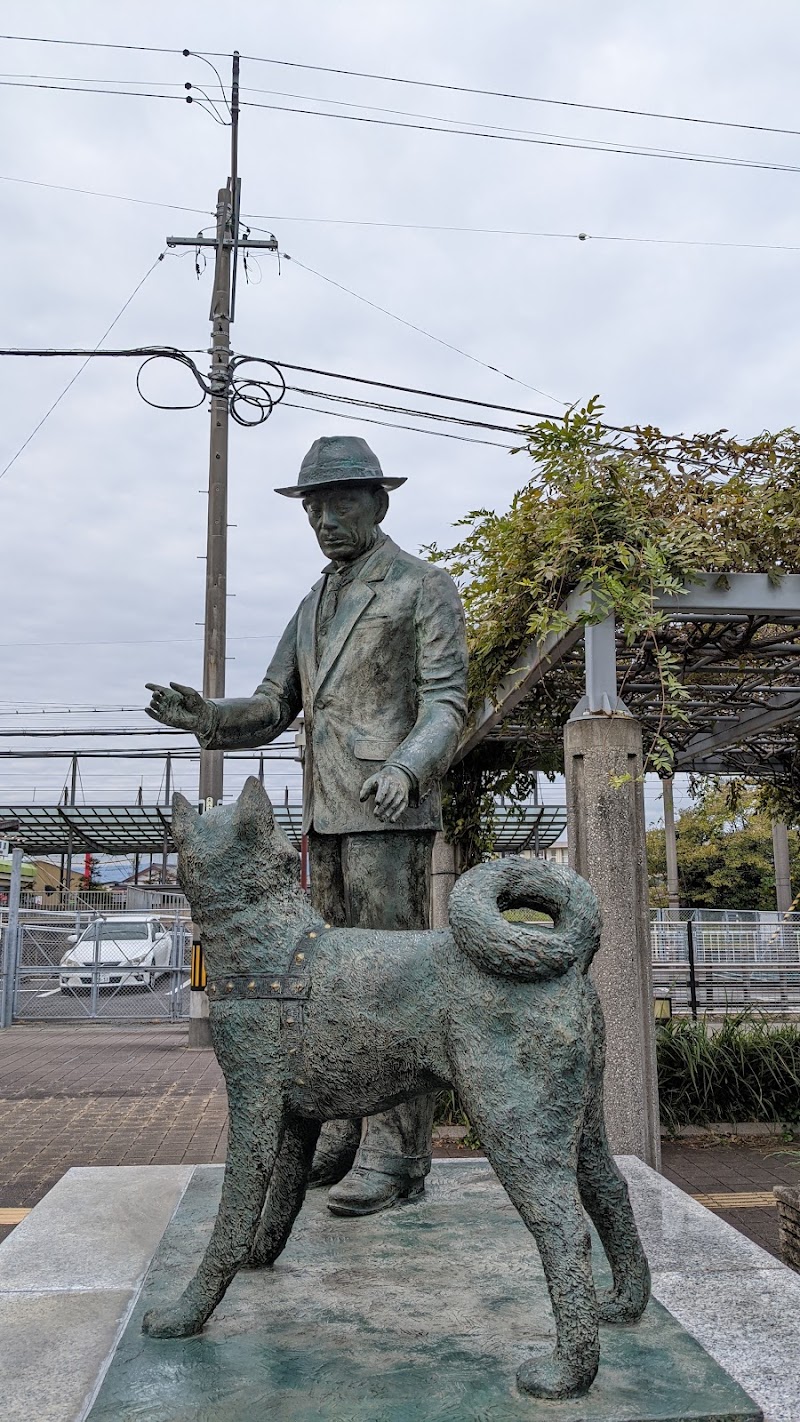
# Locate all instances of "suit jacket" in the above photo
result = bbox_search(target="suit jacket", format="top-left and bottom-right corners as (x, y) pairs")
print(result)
(200, 536), (468, 834)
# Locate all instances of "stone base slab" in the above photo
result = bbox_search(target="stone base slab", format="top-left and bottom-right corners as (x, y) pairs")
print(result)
(1, 1159), (797, 1421)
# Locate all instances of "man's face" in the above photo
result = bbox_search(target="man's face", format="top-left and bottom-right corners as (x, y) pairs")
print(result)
(303, 485), (383, 564)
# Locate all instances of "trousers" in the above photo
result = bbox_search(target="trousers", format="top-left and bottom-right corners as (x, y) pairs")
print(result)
(308, 829), (437, 1178)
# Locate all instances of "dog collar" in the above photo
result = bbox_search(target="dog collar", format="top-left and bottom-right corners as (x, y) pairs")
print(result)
(205, 923), (332, 1002)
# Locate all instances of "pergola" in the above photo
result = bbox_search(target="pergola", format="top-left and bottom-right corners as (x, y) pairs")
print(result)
(450, 571), (800, 1171)
(459, 573), (800, 781)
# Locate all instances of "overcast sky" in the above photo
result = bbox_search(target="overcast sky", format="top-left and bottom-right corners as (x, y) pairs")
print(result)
(2, 0), (800, 828)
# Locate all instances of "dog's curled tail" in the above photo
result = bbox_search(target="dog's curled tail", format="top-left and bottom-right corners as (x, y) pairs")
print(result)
(447, 856), (601, 982)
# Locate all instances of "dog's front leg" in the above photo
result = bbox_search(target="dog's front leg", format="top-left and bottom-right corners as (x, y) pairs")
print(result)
(143, 1098), (283, 1338)
(248, 1115), (320, 1270)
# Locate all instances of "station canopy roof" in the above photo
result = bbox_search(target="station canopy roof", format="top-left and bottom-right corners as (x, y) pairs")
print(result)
(0, 800), (565, 857)
(0, 801), (306, 855)
(491, 804), (566, 852)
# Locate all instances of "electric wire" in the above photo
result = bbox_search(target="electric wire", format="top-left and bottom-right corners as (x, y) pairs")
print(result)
(0, 172), (211, 216)
(3, 34), (800, 141)
(0, 252), (167, 485)
(281, 399), (515, 448)
(280, 252), (566, 404)
(4, 75), (800, 178)
(4, 171), (800, 255)
(241, 97), (800, 176)
(8, 72), (795, 169)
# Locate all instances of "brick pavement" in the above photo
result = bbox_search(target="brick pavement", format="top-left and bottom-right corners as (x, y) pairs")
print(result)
(661, 1135), (800, 1260)
(1, 1023), (799, 1262)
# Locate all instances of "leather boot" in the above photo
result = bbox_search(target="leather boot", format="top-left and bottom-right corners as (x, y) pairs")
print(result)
(327, 1096), (434, 1216)
(308, 1118), (362, 1188)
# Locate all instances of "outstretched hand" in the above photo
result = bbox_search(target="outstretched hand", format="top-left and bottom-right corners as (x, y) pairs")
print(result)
(145, 681), (213, 737)
(360, 766), (413, 823)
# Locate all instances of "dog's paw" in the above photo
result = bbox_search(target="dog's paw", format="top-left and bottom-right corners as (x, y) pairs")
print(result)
(142, 1301), (205, 1338)
(516, 1350), (598, 1399)
(596, 1281), (650, 1324)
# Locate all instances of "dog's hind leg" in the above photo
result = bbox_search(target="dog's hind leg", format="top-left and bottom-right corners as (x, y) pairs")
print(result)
(578, 1074), (651, 1325)
(248, 1115), (321, 1270)
(463, 1103), (599, 1400)
(142, 1097), (282, 1339)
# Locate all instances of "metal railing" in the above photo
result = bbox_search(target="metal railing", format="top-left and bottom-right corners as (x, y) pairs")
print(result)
(651, 910), (800, 1017)
(12, 887), (188, 913)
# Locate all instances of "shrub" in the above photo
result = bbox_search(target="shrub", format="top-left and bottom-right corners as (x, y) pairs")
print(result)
(656, 1014), (800, 1133)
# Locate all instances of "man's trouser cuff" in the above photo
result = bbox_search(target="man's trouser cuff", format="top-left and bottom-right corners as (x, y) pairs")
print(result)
(355, 1149), (432, 1181)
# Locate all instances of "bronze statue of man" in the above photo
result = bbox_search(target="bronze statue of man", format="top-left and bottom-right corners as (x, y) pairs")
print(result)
(145, 435), (468, 1215)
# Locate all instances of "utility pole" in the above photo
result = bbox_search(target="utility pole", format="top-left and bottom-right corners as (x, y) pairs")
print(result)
(166, 52), (277, 809)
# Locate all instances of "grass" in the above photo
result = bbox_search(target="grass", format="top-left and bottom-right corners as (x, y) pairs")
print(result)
(656, 1013), (800, 1134)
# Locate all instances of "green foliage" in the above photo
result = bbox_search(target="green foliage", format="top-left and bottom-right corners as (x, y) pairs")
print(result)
(647, 784), (800, 909)
(657, 1014), (800, 1132)
(431, 1088), (482, 1149)
(430, 399), (800, 860)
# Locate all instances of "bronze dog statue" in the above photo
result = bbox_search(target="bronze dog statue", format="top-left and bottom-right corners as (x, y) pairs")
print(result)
(142, 776), (650, 1399)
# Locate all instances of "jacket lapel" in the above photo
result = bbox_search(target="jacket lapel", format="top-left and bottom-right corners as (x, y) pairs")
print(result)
(312, 538), (400, 694)
(314, 581), (375, 694)
(298, 578), (324, 698)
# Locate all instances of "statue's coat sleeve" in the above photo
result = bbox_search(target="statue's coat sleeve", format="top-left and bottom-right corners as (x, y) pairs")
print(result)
(198, 609), (302, 750)
(382, 566), (468, 803)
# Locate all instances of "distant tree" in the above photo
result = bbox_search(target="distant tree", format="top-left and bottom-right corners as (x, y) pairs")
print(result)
(647, 785), (800, 910)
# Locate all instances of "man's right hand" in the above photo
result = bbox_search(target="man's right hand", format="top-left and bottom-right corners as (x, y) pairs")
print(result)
(145, 682), (214, 739)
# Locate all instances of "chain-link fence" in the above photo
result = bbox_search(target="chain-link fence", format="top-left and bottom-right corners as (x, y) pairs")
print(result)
(1, 909), (192, 1022)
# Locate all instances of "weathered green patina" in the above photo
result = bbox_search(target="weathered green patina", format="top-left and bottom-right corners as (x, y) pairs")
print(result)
(91, 1162), (762, 1421)
(139, 777), (651, 1400)
(145, 438), (469, 1211)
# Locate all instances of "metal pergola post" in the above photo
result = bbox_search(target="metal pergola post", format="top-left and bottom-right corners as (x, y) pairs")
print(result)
(0, 846), (24, 1029)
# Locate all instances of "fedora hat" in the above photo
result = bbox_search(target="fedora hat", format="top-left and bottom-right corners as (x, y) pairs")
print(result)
(275, 435), (407, 498)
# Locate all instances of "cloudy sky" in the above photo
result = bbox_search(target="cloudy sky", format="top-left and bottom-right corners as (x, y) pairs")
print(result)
(2, 0), (800, 827)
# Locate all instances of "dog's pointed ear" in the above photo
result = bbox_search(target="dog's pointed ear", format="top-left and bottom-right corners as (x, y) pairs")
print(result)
(172, 792), (198, 844)
(234, 776), (274, 838)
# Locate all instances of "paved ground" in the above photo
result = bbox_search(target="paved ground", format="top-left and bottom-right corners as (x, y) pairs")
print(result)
(1, 1023), (798, 1262)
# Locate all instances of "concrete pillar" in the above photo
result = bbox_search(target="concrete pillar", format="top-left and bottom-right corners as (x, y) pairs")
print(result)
(565, 714), (661, 1168)
(430, 833), (457, 929)
(188, 986), (212, 1048)
(772, 821), (793, 914)
(661, 776), (680, 911)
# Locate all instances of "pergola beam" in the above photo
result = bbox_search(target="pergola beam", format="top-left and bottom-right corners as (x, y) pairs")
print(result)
(460, 571), (800, 760)
(674, 691), (800, 766)
(655, 572), (800, 619)
(455, 586), (593, 761)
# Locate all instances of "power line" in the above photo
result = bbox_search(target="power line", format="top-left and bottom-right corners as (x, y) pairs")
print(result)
(232, 51), (800, 143)
(3, 34), (800, 141)
(0, 33), (185, 56)
(245, 209), (800, 254)
(5, 74), (800, 178)
(281, 398), (515, 448)
(4, 170), (800, 254)
(242, 98), (800, 176)
(0, 633), (279, 650)
(0, 172), (210, 216)
(10, 72), (795, 170)
(0, 253), (167, 485)
(0, 77), (191, 102)
(270, 358), (550, 419)
(281, 252), (567, 404)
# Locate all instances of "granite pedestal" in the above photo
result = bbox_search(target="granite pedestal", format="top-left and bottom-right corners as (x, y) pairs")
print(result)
(0, 1159), (797, 1422)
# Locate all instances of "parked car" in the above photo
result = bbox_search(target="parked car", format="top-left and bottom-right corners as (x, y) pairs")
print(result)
(59, 916), (183, 991)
